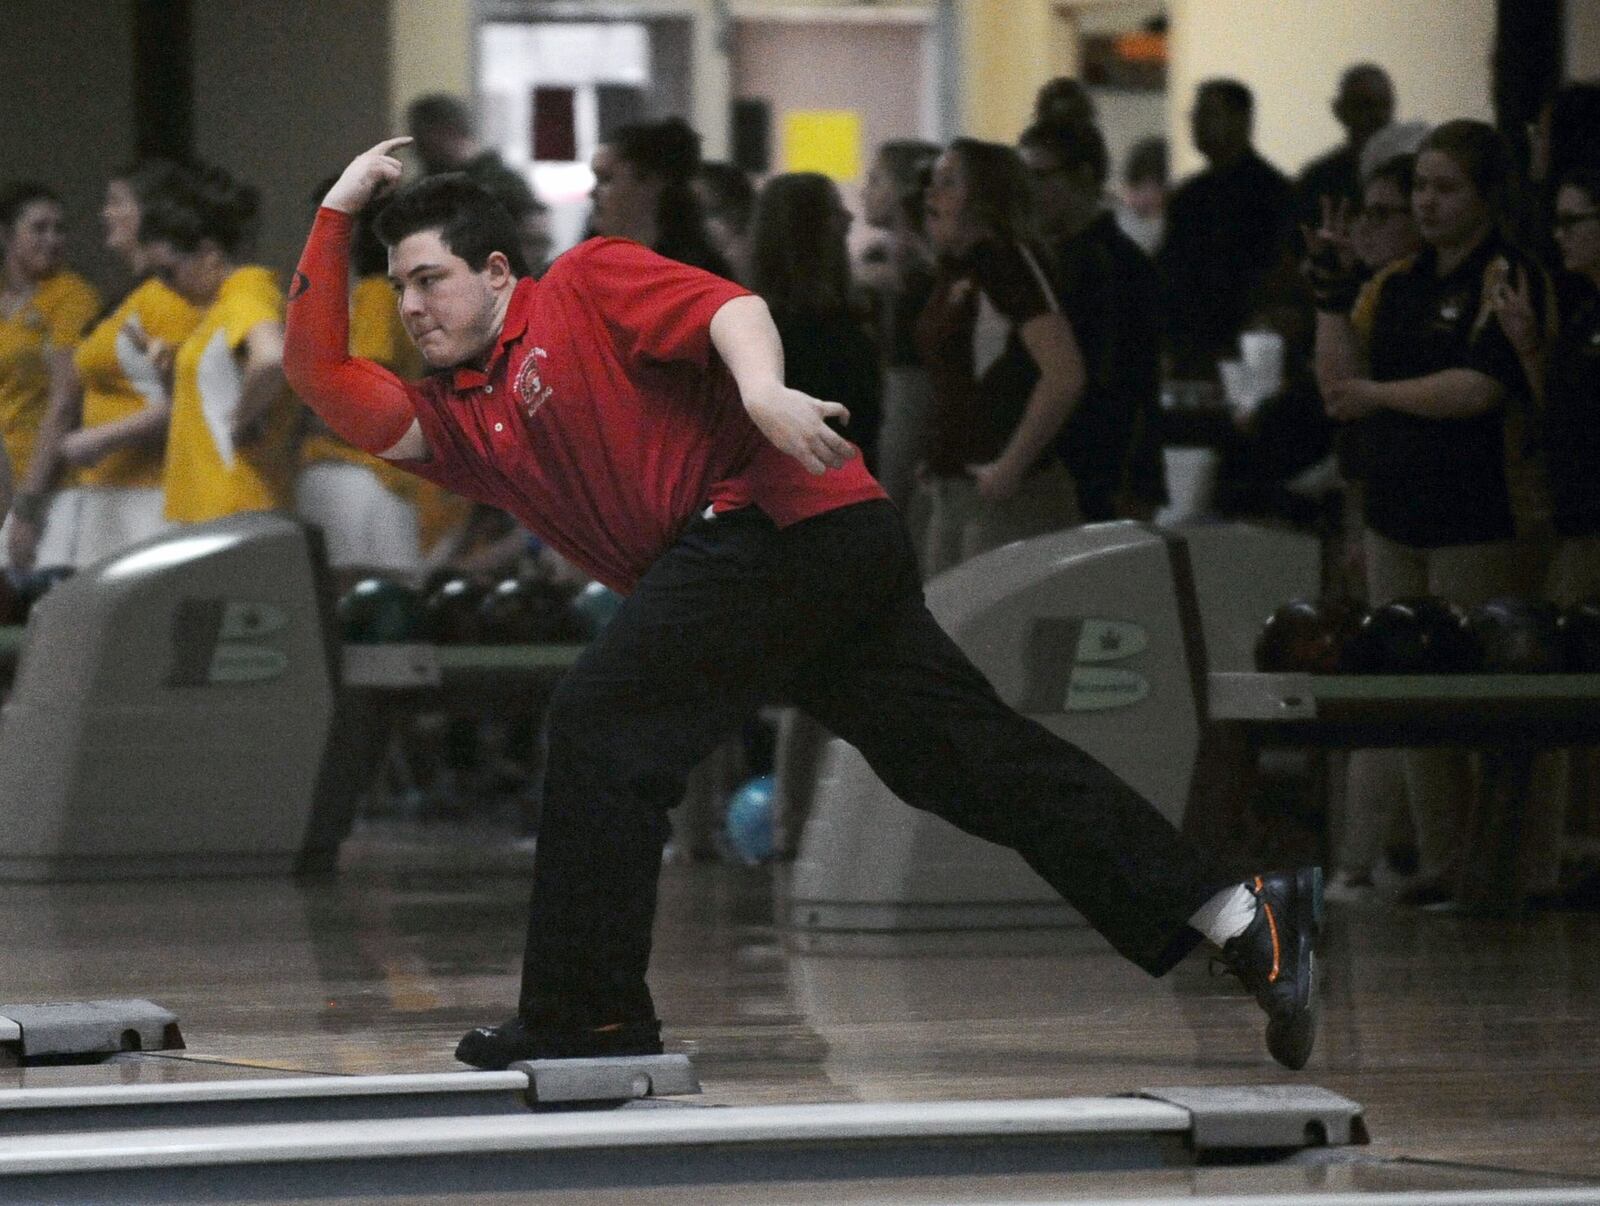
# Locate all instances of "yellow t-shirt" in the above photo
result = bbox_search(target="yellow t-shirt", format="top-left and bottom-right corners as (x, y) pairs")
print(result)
(0, 270), (101, 481)
(163, 266), (299, 523)
(74, 278), (200, 489)
(299, 273), (418, 499)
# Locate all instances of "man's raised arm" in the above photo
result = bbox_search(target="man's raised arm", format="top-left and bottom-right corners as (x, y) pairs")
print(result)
(283, 138), (425, 460)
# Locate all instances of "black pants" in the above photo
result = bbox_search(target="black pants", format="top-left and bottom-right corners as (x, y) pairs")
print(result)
(520, 500), (1229, 1024)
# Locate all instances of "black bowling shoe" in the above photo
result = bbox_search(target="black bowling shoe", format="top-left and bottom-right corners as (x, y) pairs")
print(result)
(455, 1015), (663, 1070)
(1218, 867), (1323, 1070)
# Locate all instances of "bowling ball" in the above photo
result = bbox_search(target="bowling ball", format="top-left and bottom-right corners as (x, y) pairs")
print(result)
(0, 573), (25, 626)
(571, 581), (623, 637)
(477, 576), (587, 644)
(724, 774), (776, 865)
(13, 565), (75, 623)
(337, 577), (424, 644)
(1344, 596), (1480, 674)
(1559, 597), (1600, 672)
(1465, 596), (1563, 674)
(422, 576), (488, 644)
(1254, 597), (1365, 673)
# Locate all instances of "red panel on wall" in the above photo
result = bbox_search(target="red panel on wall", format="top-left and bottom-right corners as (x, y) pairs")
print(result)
(532, 86), (576, 162)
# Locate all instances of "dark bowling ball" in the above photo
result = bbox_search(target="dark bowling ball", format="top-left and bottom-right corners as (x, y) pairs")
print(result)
(13, 565), (75, 623)
(338, 577), (424, 644)
(1345, 595), (1480, 674)
(1254, 597), (1365, 673)
(0, 573), (25, 626)
(477, 577), (586, 644)
(1559, 597), (1600, 671)
(423, 576), (488, 644)
(1466, 596), (1564, 673)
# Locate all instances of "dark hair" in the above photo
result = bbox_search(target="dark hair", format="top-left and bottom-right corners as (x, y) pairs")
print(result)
(695, 162), (755, 233)
(138, 162), (260, 256)
(371, 173), (530, 277)
(1034, 77), (1097, 126)
(1199, 78), (1254, 118)
(1549, 83), (1600, 183)
(1366, 153), (1416, 198)
(874, 139), (939, 234)
(607, 117), (728, 274)
(947, 138), (1037, 244)
(748, 173), (851, 316)
(1338, 62), (1391, 96)
(1123, 136), (1167, 187)
(0, 182), (63, 232)
(407, 93), (473, 137)
(115, 159), (186, 209)
(1019, 118), (1110, 187)
(1556, 165), (1600, 210)
(1420, 119), (1514, 217)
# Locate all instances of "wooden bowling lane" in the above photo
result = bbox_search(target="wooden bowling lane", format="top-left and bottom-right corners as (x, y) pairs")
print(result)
(1, 819), (1599, 1200)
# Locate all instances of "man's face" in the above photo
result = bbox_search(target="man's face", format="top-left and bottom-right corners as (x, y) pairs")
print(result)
(1413, 149), (1490, 251)
(142, 238), (220, 306)
(1191, 91), (1245, 163)
(388, 229), (504, 368)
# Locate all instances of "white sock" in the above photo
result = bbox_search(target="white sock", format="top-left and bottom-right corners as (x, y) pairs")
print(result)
(1189, 883), (1258, 947)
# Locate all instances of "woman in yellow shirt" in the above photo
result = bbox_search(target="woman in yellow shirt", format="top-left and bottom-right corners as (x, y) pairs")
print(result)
(138, 164), (297, 524)
(47, 162), (201, 567)
(0, 183), (101, 569)
(295, 205), (423, 585)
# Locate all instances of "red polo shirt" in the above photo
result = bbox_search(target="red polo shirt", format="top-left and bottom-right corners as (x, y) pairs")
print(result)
(285, 209), (883, 592)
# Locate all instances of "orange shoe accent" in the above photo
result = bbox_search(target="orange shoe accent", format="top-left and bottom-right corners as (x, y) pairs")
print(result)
(1252, 877), (1283, 984)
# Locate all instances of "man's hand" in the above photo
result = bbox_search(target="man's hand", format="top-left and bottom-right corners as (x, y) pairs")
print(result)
(322, 137), (413, 215)
(1489, 260), (1540, 361)
(742, 383), (856, 475)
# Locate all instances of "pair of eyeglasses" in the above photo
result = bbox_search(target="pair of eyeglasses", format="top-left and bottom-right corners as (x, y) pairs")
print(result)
(1554, 210), (1600, 232)
(1357, 203), (1409, 222)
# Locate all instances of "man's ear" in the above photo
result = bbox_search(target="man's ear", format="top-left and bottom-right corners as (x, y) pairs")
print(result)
(485, 250), (514, 288)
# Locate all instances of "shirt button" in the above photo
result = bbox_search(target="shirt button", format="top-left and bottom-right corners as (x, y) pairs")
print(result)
(484, 385), (494, 394)
(494, 422), (504, 432)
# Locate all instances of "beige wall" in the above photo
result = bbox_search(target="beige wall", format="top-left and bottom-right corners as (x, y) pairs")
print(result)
(0, 0), (138, 295)
(389, 0), (473, 137)
(1571, 0), (1600, 79)
(192, 1), (391, 276)
(957, 0), (1072, 142)
(1167, 0), (1496, 181)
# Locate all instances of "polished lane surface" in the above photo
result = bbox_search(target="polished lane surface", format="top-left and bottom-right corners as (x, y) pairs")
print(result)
(1, 819), (1598, 1200)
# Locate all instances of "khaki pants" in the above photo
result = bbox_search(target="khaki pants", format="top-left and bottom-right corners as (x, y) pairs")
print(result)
(919, 460), (1081, 577)
(1359, 528), (1552, 885)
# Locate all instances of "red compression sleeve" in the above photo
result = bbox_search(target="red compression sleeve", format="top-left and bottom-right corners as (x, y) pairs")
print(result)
(283, 207), (419, 455)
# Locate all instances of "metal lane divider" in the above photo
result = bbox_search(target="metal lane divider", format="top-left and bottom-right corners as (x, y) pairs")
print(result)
(0, 1085), (1369, 1203)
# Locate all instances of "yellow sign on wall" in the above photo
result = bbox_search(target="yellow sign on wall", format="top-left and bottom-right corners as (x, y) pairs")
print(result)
(783, 110), (862, 182)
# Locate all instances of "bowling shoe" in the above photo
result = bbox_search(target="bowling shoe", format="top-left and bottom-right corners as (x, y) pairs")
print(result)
(1217, 867), (1323, 1070)
(455, 1015), (663, 1070)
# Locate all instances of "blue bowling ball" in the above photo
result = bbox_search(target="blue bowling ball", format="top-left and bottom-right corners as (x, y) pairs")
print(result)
(724, 774), (776, 865)
(572, 581), (624, 637)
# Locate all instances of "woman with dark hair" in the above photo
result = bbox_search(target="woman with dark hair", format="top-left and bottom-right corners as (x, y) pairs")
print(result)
(859, 139), (939, 520)
(14, 162), (202, 570)
(748, 172), (880, 469)
(915, 137), (1085, 573)
(0, 182), (101, 569)
(1314, 119), (1555, 906)
(589, 118), (730, 277)
(692, 161), (755, 283)
(139, 163), (299, 523)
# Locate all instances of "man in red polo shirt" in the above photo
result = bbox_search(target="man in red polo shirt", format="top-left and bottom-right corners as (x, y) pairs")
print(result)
(285, 139), (1324, 1072)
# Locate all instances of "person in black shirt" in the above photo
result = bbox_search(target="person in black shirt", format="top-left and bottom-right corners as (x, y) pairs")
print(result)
(1018, 118), (1165, 521)
(1294, 65), (1396, 244)
(1159, 79), (1296, 379)
(748, 173), (881, 468)
(1314, 120), (1553, 905)
(589, 118), (732, 278)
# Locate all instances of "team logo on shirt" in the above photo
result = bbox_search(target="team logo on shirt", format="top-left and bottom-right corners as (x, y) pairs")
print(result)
(514, 346), (554, 418)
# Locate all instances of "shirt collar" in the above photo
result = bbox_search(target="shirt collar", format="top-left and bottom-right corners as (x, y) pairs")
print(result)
(449, 276), (536, 393)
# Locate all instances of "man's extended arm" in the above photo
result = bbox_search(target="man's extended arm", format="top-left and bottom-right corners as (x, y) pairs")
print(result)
(708, 293), (855, 475)
(283, 139), (425, 460)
